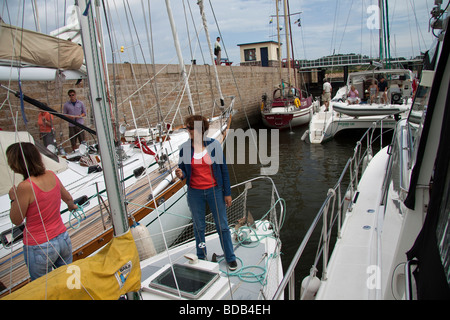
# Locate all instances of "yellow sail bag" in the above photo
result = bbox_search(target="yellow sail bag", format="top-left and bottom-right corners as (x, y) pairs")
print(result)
(3, 230), (141, 300)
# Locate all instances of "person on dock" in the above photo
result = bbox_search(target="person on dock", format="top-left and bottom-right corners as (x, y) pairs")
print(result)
(369, 80), (379, 104)
(347, 85), (360, 105)
(214, 37), (221, 65)
(6, 142), (78, 281)
(175, 115), (237, 271)
(38, 111), (55, 148)
(322, 79), (332, 111)
(63, 89), (86, 152)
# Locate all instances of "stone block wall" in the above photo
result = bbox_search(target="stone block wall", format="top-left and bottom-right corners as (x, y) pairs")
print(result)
(0, 63), (280, 150)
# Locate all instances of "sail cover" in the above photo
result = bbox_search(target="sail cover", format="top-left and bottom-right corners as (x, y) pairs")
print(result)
(2, 230), (141, 300)
(0, 22), (83, 70)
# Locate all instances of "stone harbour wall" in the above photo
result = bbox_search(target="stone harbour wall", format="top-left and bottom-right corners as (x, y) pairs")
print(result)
(0, 63), (281, 151)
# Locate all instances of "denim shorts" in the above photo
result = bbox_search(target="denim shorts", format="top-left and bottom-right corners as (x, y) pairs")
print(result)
(23, 231), (73, 281)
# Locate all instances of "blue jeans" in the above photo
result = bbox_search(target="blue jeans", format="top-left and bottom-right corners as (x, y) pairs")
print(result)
(187, 186), (236, 263)
(23, 231), (73, 281)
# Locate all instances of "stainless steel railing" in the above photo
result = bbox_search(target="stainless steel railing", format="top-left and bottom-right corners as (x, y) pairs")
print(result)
(274, 118), (395, 300)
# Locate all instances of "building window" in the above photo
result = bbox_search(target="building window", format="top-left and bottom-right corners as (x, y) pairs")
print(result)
(244, 49), (256, 61)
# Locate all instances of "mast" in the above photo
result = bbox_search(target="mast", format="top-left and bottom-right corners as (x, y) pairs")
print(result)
(378, 0), (384, 61)
(276, 0), (282, 84)
(198, 0), (225, 108)
(76, 0), (129, 236)
(383, 0), (392, 69)
(165, 0), (195, 115)
(378, 0), (391, 68)
(286, 0), (298, 88)
(283, 0), (292, 86)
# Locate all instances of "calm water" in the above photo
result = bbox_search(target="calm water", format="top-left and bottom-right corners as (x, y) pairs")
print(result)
(226, 122), (369, 296)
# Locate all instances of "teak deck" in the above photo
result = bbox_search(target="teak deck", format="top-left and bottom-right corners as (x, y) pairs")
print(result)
(0, 160), (184, 297)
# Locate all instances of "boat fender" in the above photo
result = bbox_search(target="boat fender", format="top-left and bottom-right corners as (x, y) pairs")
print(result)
(362, 153), (373, 173)
(301, 130), (309, 142)
(294, 98), (301, 108)
(131, 223), (156, 261)
(343, 190), (353, 212)
(300, 274), (321, 300)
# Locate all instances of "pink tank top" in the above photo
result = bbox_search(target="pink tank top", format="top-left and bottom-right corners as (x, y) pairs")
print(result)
(23, 172), (67, 246)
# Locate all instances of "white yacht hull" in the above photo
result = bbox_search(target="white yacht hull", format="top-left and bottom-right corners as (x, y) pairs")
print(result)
(262, 105), (314, 129)
(307, 105), (398, 144)
(332, 102), (409, 117)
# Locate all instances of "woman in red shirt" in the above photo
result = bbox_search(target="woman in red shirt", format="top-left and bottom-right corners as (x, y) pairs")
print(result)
(7, 142), (78, 280)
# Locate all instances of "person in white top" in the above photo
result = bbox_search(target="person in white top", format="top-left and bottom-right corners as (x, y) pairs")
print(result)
(322, 79), (332, 111)
(347, 85), (360, 104)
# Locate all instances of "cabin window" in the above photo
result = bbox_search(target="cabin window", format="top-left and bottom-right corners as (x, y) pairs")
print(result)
(407, 83), (431, 164)
(244, 49), (256, 61)
(436, 160), (450, 284)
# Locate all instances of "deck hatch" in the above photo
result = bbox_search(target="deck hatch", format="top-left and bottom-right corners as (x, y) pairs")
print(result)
(149, 264), (219, 299)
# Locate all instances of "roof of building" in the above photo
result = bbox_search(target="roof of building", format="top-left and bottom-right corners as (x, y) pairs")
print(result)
(237, 40), (280, 46)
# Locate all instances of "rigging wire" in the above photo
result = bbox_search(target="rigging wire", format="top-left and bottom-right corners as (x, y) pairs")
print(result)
(0, 0), (282, 300)
(336, 0), (355, 55)
(183, 0), (205, 116)
(206, 0), (262, 177)
(143, 0), (164, 125)
(329, 0), (340, 56)
(408, 0), (427, 53)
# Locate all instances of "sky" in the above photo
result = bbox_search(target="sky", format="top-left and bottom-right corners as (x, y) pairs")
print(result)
(0, 0), (439, 66)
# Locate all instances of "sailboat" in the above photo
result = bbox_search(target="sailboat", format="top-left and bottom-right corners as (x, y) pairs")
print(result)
(277, 3), (450, 300)
(306, 0), (415, 144)
(307, 67), (415, 144)
(315, 6), (450, 299)
(0, 0), (233, 294)
(332, 68), (414, 114)
(1, 0), (285, 300)
(261, 0), (318, 130)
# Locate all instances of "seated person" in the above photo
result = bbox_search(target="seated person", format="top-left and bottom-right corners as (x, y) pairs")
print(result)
(347, 85), (360, 104)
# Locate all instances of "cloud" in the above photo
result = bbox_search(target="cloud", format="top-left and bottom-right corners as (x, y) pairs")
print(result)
(1, 0), (437, 65)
